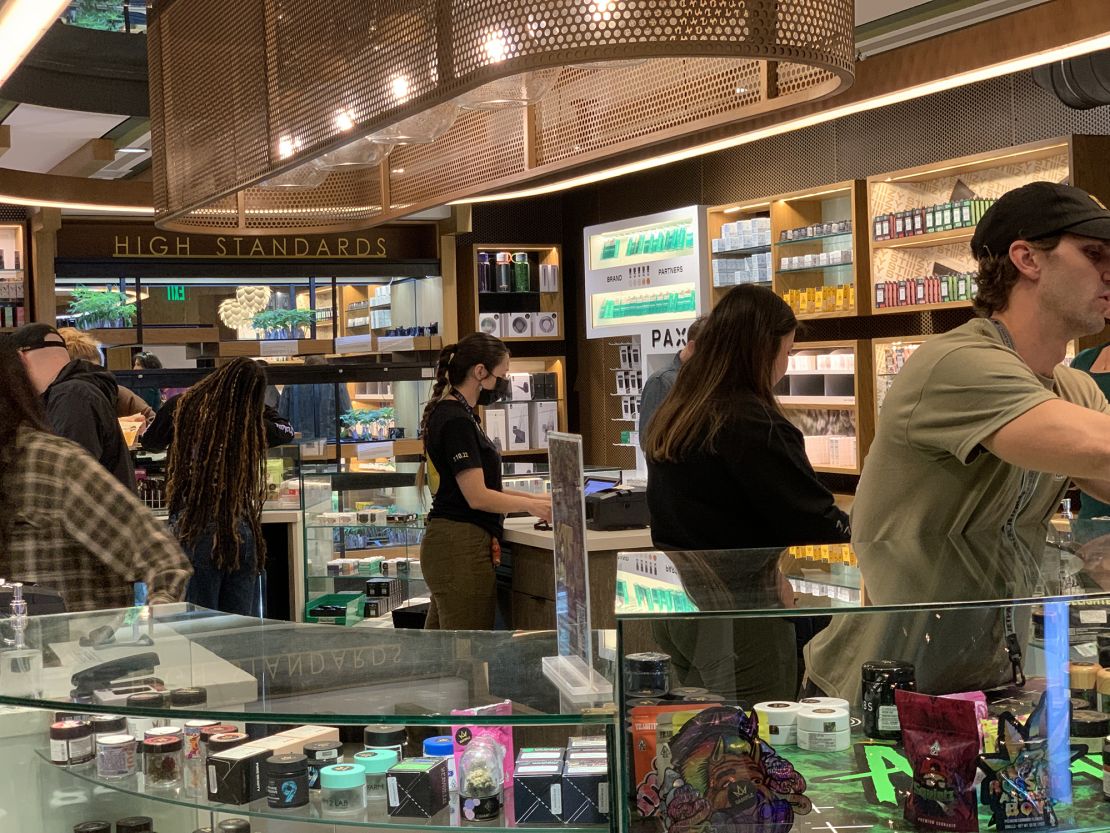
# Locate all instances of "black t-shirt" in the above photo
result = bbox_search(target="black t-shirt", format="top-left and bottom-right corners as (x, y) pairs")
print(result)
(425, 397), (504, 538)
(646, 393), (850, 550)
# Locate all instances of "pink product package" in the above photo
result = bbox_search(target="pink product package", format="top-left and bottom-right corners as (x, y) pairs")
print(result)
(940, 691), (988, 748)
(451, 700), (515, 781)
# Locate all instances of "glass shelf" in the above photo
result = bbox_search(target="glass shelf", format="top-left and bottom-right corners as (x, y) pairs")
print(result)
(710, 244), (770, 258)
(775, 230), (853, 246)
(44, 751), (604, 831)
(777, 262), (853, 275)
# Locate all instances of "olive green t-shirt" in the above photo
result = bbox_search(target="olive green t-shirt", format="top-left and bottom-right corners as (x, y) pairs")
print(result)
(805, 318), (1110, 703)
(852, 317), (1110, 542)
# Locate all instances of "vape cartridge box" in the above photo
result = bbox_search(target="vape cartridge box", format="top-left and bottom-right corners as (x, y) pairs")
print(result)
(560, 760), (609, 824)
(567, 736), (608, 752)
(506, 402), (531, 450)
(485, 406), (508, 452)
(387, 757), (449, 817)
(509, 372), (534, 401)
(518, 747), (566, 761)
(529, 401), (558, 449)
(506, 312), (532, 338)
(513, 761), (564, 823)
(478, 312), (502, 337)
(534, 312), (559, 337)
(207, 743), (271, 804)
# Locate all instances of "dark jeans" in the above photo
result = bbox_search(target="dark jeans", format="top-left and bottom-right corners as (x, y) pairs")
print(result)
(180, 519), (262, 617)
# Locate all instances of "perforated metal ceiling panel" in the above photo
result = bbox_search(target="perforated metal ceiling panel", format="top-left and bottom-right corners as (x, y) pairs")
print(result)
(149, 0), (855, 233)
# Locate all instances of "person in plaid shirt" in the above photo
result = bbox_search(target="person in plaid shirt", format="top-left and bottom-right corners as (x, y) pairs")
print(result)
(0, 335), (191, 612)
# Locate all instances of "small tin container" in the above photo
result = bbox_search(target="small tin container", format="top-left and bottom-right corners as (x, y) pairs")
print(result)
(114, 818), (153, 833)
(170, 687), (207, 709)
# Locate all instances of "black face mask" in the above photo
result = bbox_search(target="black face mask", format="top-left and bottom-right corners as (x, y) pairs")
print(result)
(476, 374), (511, 406)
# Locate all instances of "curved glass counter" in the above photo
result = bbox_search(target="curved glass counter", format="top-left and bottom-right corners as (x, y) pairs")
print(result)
(615, 530), (1110, 832)
(0, 610), (617, 832)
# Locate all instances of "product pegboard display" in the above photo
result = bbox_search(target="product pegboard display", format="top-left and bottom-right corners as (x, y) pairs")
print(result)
(615, 531), (1110, 833)
(773, 339), (874, 475)
(0, 607), (617, 831)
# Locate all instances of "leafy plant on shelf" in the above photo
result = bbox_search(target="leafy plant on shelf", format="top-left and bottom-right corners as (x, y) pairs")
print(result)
(67, 285), (136, 329)
(339, 406), (396, 441)
(251, 308), (318, 339)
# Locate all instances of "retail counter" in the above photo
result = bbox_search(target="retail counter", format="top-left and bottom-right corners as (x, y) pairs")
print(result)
(501, 516), (653, 630)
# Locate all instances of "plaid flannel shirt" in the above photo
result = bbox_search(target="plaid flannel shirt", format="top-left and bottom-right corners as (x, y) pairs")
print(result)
(4, 426), (192, 612)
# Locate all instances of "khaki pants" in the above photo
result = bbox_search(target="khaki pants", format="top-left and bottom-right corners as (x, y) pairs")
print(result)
(420, 517), (495, 630)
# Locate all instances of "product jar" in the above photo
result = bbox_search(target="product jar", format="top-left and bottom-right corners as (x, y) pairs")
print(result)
(1099, 669), (1110, 713)
(422, 735), (457, 791)
(304, 739), (343, 790)
(73, 822), (110, 833)
(95, 733), (137, 780)
(265, 753), (309, 809)
(50, 720), (94, 766)
(623, 652), (672, 698)
(353, 748), (398, 803)
(198, 723), (240, 753)
(495, 252), (512, 292)
(861, 659), (916, 740)
(125, 691), (169, 739)
(115, 816), (153, 833)
(169, 686), (207, 709)
(206, 731), (249, 756)
(364, 724), (406, 759)
(89, 714), (127, 743)
(511, 252), (531, 292)
(458, 735), (505, 821)
(320, 763), (368, 815)
(796, 706), (851, 752)
(143, 734), (184, 789)
(753, 701), (803, 746)
(183, 719), (220, 759)
(145, 725), (184, 743)
(1072, 661), (1100, 706)
(216, 819), (251, 832)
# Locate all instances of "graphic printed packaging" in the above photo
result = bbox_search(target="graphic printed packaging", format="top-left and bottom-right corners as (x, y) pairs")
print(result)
(386, 756), (450, 817)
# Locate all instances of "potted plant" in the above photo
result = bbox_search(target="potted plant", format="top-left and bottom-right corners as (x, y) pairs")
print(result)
(67, 285), (136, 329)
(251, 308), (318, 339)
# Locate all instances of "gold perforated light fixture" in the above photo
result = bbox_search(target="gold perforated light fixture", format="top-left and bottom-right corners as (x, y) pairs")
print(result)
(149, 0), (855, 234)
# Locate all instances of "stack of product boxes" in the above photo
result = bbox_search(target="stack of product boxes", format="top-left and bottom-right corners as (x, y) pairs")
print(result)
(873, 272), (978, 309)
(711, 216), (772, 288)
(780, 284), (856, 315)
(512, 737), (609, 825)
(872, 198), (994, 240)
(779, 249), (852, 272)
(363, 576), (404, 619)
(484, 371), (559, 452)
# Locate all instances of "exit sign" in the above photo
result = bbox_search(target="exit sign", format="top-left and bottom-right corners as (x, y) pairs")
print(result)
(166, 285), (186, 301)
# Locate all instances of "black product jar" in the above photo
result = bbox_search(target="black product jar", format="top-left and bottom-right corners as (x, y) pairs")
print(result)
(73, 824), (111, 833)
(624, 652), (672, 698)
(304, 739), (344, 789)
(861, 659), (916, 740)
(170, 686), (208, 708)
(115, 818), (154, 833)
(265, 753), (309, 808)
(364, 724), (407, 759)
(217, 820), (251, 833)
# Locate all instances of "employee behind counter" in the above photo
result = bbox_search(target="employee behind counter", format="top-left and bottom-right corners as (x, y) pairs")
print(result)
(418, 334), (552, 631)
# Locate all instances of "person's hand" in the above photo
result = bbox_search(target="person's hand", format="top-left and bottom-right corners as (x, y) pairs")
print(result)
(529, 494), (553, 523)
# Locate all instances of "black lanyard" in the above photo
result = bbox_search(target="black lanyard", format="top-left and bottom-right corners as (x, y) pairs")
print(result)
(449, 390), (481, 425)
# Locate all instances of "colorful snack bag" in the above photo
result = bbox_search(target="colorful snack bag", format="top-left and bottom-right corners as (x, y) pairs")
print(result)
(896, 689), (980, 832)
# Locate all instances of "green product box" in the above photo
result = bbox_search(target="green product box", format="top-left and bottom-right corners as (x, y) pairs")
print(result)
(305, 591), (365, 626)
(387, 756), (450, 818)
(925, 206), (936, 233)
(941, 203), (954, 230)
(960, 200), (972, 227)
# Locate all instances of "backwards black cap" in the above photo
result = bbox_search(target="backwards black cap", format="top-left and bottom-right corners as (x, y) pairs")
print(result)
(971, 181), (1110, 259)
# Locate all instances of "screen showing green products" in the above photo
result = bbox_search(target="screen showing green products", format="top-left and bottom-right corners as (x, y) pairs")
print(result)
(589, 221), (695, 270)
(591, 283), (697, 329)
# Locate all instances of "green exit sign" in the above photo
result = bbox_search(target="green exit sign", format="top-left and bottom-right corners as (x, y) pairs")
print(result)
(166, 285), (186, 301)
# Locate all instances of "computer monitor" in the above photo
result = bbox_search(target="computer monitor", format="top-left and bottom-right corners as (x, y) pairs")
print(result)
(583, 475), (620, 496)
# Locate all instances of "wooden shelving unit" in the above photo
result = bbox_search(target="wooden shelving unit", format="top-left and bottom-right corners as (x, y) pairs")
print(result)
(871, 335), (930, 423)
(219, 338), (333, 357)
(776, 339), (874, 475)
(465, 244), (564, 343)
(478, 355), (567, 458)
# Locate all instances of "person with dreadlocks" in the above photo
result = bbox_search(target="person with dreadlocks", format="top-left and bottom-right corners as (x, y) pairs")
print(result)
(142, 358), (294, 615)
(0, 334), (191, 612)
(419, 333), (552, 630)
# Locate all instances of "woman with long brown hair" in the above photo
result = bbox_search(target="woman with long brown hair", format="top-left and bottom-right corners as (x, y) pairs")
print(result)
(0, 335), (190, 612)
(145, 358), (294, 615)
(644, 284), (849, 550)
(419, 333), (552, 629)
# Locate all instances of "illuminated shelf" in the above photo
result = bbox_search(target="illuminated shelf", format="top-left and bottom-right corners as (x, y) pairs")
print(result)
(871, 300), (973, 315)
(871, 228), (973, 250)
(778, 395), (856, 408)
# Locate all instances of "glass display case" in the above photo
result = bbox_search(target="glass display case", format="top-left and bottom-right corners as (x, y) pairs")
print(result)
(0, 220), (27, 331)
(0, 606), (617, 832)
(615, 528), (1110, 832)
(300, 463), (430, 625)
(331, 275), (444, 354)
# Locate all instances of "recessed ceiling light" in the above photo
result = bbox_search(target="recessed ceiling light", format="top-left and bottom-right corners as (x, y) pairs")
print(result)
(117, 147), (148, 154)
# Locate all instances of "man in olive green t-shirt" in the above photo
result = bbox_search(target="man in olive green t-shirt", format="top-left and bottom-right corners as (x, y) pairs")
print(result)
(806, 181), (1110, 701)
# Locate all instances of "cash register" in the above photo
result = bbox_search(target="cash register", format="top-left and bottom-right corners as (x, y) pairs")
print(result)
(584, 477), (650, 531)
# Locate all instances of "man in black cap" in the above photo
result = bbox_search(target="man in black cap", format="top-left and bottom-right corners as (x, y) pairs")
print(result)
(11, 323), (135, 488)
(842, 181), (1110, 542)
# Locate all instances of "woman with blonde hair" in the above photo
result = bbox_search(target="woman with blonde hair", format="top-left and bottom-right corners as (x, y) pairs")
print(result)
(57, 327), (154, 427)
(419, 333), (551, 629)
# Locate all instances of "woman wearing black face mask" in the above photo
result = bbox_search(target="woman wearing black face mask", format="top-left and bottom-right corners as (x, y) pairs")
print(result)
(418, 333), (553, 629)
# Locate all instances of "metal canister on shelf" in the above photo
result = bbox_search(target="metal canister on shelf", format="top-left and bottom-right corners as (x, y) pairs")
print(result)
(495, 252), (513, 292)
(512, 252), (531, 292)
(861, 659), (916, 740)
(477, 252), (493, 293)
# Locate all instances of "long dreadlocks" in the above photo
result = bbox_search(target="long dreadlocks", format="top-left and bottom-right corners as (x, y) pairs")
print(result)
(166, 358), (269, 573)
